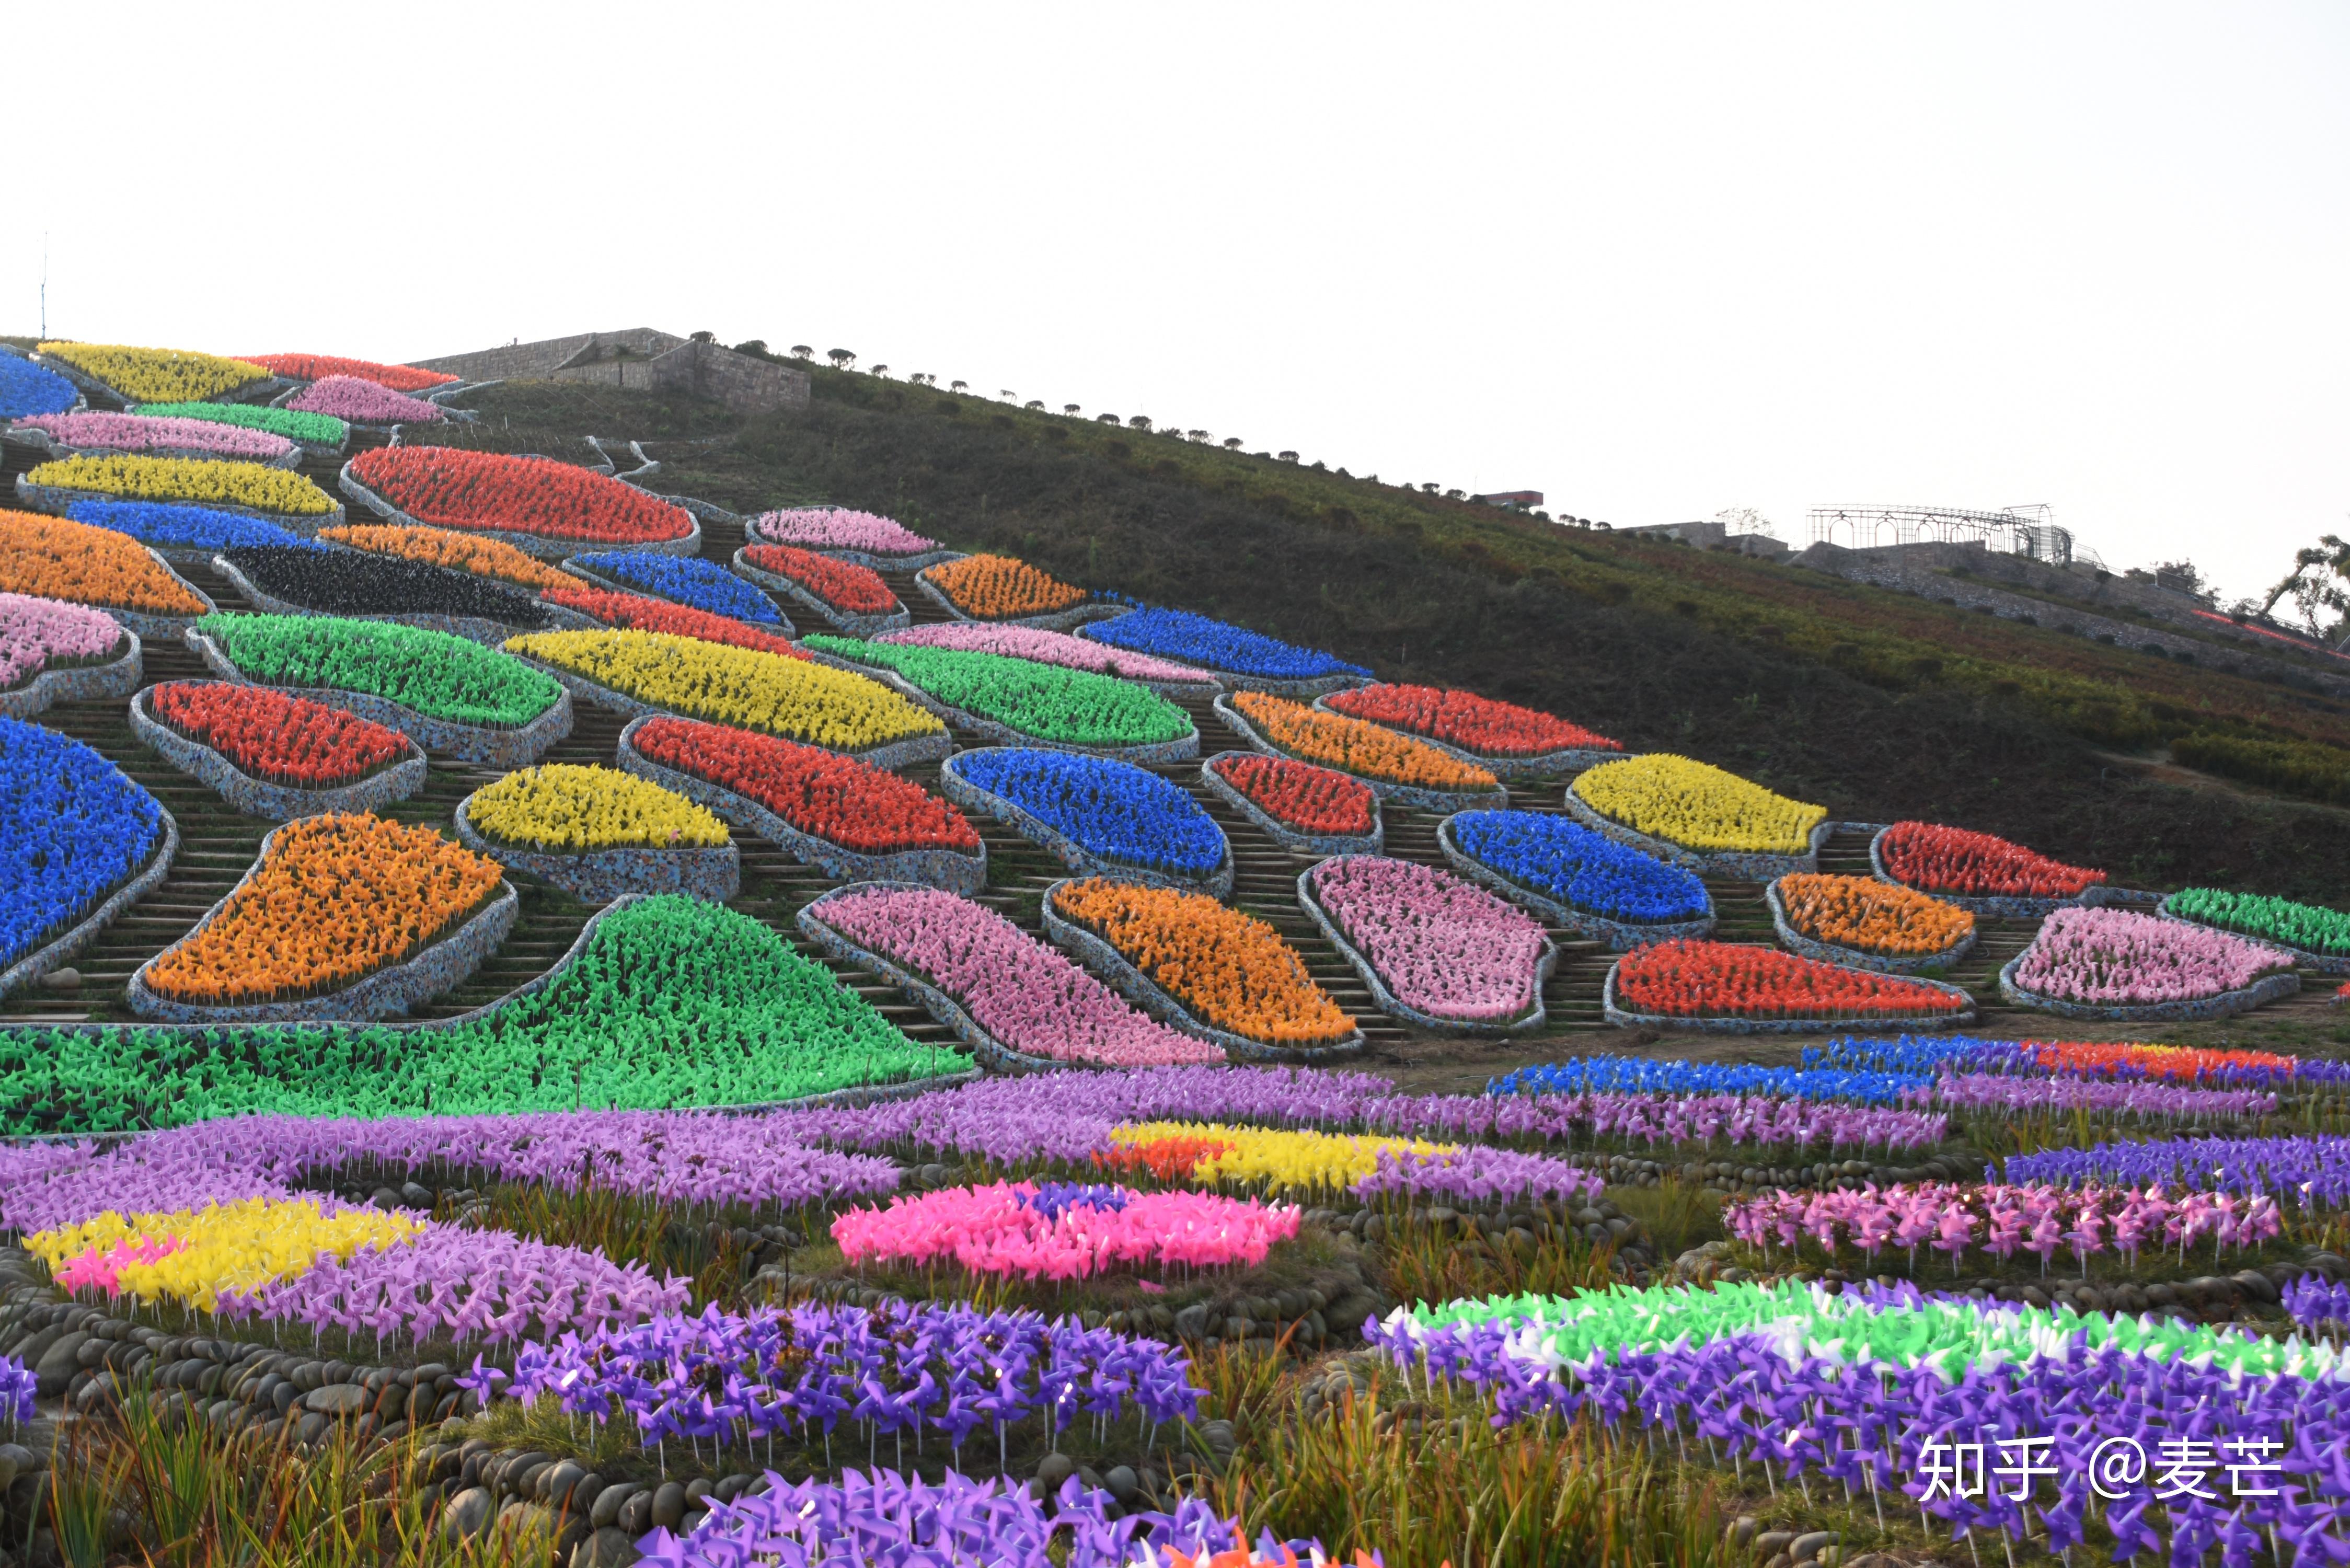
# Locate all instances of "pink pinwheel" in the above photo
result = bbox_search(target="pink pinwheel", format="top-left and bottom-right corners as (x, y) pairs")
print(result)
(1930, 1206), (1976, 1274)
(2022, 1205), (2066, 1276)
(2061, 1191), (2106, 1278)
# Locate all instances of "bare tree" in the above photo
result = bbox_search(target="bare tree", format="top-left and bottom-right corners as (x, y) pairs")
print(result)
(1063, 404), (1081, 417)
(826, 349), (856, 369)
(790, 345), (813, 360)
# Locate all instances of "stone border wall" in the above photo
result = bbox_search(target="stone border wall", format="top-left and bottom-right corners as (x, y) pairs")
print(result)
(1864, 828), (2108, 918)
(339, 466), (702, 561)
(0, 632), (141, 720)
(0, 807), (177, 1000)
(939, 749), (1235, 898)
(1762, 877), (1976, 975)
(1561, 789), (1830, 880)
(561, 558), (795, 638)
(1436, 815), (1715, 950)
(1600, 961), (1977, 1034)
(1295, 862), (1556, 1037)
(452, 792), (741, 905)
(129, 684), (429, 821)
(2153, 896), (2350, 976)
(911, 571), (1133, 632)
(1996, 949), (2303, 1022)
(730, 550), (909, 638)
(1199, 754), (1384, 857)
(1308, 695), (1626, 783)
(1213, 695), (1508, 814)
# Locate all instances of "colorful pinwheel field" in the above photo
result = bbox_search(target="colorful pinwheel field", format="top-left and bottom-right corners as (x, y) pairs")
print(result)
(3, 336), (2350, 1568)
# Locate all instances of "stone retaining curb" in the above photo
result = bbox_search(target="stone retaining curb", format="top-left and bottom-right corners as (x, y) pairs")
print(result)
(214, 556), (567, 650)
(0, 632), (141, 720)
(1562, 790), (1832, 880)
(1039, 879), (1367, 1064)
(615, 716), (986, 894)
(1213, 694), (1509, 813)
(560, 558), (794, 637)
(939, 748), (1235, 897)
(129, 684), (429, 821)
(801, 648), (1202, 764)
(730, 549), (910, 637)
(339, 465), (702, 561)
(744, 514), (965, 572)
(1296, 861), (1556, 1036)
(16, 473), (343, 532)
(1600, 958), (1977, 1034)
(2153, 896), (2350, 977)
(1865, 827), (2114, 917)
(1199, 754), (1384, 857)
(1307, 695), (1627, 782)
(1996, 949), (2302, 1022)
(911, 570), (1133, 632)
(1437, 815), (1715, 950)
(188, 628), (574, 770)
(1762, 877), (1977, 975)
(452, 793), (741, 905)
(0, 806), (177, 1000)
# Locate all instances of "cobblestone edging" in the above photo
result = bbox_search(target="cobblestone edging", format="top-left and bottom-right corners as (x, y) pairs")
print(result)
(1436, 815), (1714, 950)
(188, 629), (574, 769)
(1295, 862), (1556, 1036)
(0, 632), (141, 720)
(560, 558), (796, 637)
(129, 684), (429, 821)
(1199, 754), (1384, 857)
(1562, 790), (1831, 880)
(615, 716), (987, 894)
(1763, 877), (1976, 976)
(1996, 948), (2303, 1022)
(798, 883), (1109, 1075)
(730, 550), (911, 637)
(510, 655), (952, 773)
(1213, 695), (1509, 813)
(452, 794), (741, 906)
(1307, 696), (1627, 783)
(338, 465), (702, 561)
(2154, 896), (2350, 977)
(128, 841), (518, 1024)
(0, 807), (177, 1000)
(214, 557), (567, 650)
(16, 474), (343, 532)
(2, 422), (304, 469)
(801, 648), (1202, 764)
(1600, 959), (1977, 1034)
(1038, 880), (1367, 1064)
(910, 570), (1134, 632)
(939, 748), (1235, 897)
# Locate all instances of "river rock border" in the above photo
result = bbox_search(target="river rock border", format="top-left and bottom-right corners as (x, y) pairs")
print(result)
(2152, 897), (2350, 977)
(2, 423), (304, 470)
(129, 685), (429, 821)
(0, 633), (142, 720)
(1436, 815), (1715, 950)
(452, 792), (741, 905)
(1864, 827), (2112, 917)
(911, 570), (1132, 632)
(213, 557), (579, 649)
(1996, 949), (2303, 1022)
(560, 558), (795, 637)
(15, 474), (344, 532)
(1562, 789), (1832, 879)
(1600, 959), (1977, 1034)
(1199, 753), (1384, 857)
(0, 807), (178, 1000)
(798, 883), (1110, 1075)
(1039, 880), (1365, 1064)
(615, 716), (986, 894)
(1213, 694), (1508, 813)
(1307, 695), (1628, 783)
(731, 550), (910, 637)
(338, 465), (702, 561)
(1296, 862), (1556, 1037)
(186, 628), (574, 769)
(507, 654), (951, 772)
(1762, 877), (1978, 975)
(939, 748), (1235, 897)
(801, 647), (1202, 764)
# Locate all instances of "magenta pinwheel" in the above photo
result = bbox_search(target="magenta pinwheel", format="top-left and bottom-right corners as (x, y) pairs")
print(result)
(831, 1181), (1300, 1281)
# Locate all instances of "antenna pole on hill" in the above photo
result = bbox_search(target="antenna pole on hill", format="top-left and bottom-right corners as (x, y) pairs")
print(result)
(40, 233), (48, 340)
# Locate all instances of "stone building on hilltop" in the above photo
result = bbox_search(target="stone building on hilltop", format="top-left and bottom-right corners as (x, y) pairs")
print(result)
(410, 330), (808, 417)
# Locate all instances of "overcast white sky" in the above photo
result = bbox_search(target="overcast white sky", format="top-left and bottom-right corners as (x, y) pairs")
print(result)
(8, 4), (2344, 602)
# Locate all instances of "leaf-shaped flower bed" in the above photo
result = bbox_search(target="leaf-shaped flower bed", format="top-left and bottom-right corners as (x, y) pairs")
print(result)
(5, 411), (299, 466)
(129, 813), (515, 1023)
(798, 883), (1223, 1070)
(2161, 887), (2350, 974)
(133, 401), (348, 454)
(537, 584), (811, 659)
(1765, 872), (1975, 974)
(215, 543), (570, 647)
(619, 715), (985, 894)
(733, 543), (909, 636)
(1080, 606), (1369, 696)
(315, 523), (574, 591)
(282, 376), (442, 426)
(1871, 821), (2108, 917)
(878, 622), (1219, 696)
(939, 747), (1232, 896)
(803, 635), (1199, 762)
(190, 614), (571, 769)
(1568, 754), (1830, 878)
(1999, 907), (2299, 1022)
(455, 763), (738, 904)
(747, 506), (960, 571)
(1215, 690), (1505, 812)
(342, 447), (697, 558)
(68, 500), (322, 564)
(0, 352), (77, 420)
(1604, 939), (1975, 1034)
(1441, 808), (1714, 949)
(1199, 752), (1381, 855)
(502, 629), (947, 768)
(0, 718), (176, 998)
(0, 894), (967, 1132)
(915, 552), (1120, 630)
(1298, 855), (1553, 1035)
(0, 594), (139, 720)
(1042, 877), (1362, 1062)
(18, 453), (342, 528)
(0, 511), (215, 637)
(1318, 682), (1623, 781)
(245, 353), (458, 395)
(130, 680), (426, 821)
(565, 549), (790, 631)
(34, 343), (275, 407)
